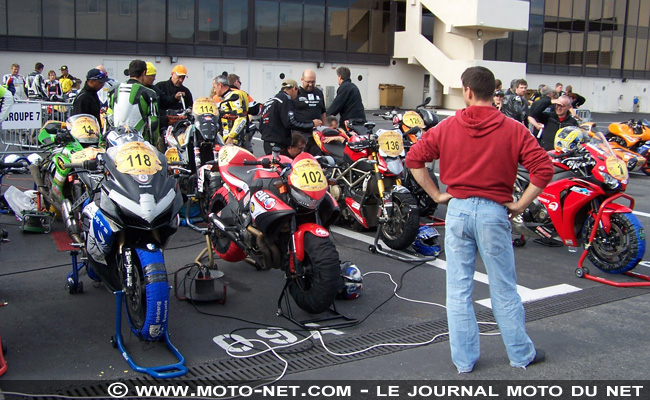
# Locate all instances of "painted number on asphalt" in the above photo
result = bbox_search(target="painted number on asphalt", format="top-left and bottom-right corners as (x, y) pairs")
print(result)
(213, 326), (344, 353)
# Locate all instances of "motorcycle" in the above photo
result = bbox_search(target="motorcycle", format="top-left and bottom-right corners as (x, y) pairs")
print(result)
(207, 145), (343, 314)
(67, 126), (185, 376)
(581, 122), (647, 173)
(511, 130), (645, 274)
(606, 119), (650, 175)
(374, 97), (440, 218)
(164, 97), (224, 220)
(30, 114), (105, 241)
(313, 122), (420, 250)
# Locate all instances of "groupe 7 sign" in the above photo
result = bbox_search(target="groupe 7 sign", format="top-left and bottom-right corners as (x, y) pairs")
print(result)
(0, 102), (42, 130)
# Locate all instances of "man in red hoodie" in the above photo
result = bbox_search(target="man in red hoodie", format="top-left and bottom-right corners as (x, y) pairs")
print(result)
(405, 66), (553, 373)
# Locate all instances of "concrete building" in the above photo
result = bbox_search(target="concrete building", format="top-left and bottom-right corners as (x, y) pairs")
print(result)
(0, 0), (648, 113)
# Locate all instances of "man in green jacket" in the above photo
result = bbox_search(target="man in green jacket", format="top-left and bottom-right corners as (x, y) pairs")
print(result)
(109, 59), (160, 147)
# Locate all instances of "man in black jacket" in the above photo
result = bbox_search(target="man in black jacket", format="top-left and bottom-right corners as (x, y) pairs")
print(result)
(260, 79), (321, 155)
(536, 95), (579, 151)
(294, 69), (326, 155)
(327, 66), (366, 125)
(155, 65), (193, 132)
(71, 68), (109, 122)
(501, 78), (529, 123)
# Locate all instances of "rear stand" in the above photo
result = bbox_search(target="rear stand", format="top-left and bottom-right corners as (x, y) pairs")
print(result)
(575, 193), (650, 287)
(111, 290), (188, 379)
(277, 282), (357, 330)
(369, 225), (436, 263)
(0, 301), (7, 377)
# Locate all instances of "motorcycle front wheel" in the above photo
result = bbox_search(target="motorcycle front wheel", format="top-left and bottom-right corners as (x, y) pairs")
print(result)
(288, 234), (342, 314)
(583, 212), (646, 273)
(380, 192), (420, 250)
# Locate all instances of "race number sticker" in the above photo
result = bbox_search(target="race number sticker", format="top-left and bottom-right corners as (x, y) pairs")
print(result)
(291, 159), (327, 192)
(165, 147), (180, 163)
(378, 130), (403, 157)
(193, 97), (217, 115)
(114, 142), (162, 175)
(606, 156), (627, 180)
(70, 147), (105, 163)
(402, 111), (424, 128)
(70, 116), (100, 141)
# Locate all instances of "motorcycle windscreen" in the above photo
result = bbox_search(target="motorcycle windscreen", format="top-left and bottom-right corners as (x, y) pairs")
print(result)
(103, 140), (181, 227)
(66, 114), (101, 145)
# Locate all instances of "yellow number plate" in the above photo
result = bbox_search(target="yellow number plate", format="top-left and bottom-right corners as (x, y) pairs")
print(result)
(402, 111), (424, 128)
(378, 130), (403, 157)
(70, 147), (105, 163)
(606, 156), (628, 180)
(114, 142), (162, 175)
(165, 147), (180, 163)
(193, 97), (217, 116)
(291, 159), (327, 192)
(70, 116), (101, 140)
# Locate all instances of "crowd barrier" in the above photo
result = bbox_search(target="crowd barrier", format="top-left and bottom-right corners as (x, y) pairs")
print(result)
(1, 100), (73, 155)
(576, 109), (592, 122)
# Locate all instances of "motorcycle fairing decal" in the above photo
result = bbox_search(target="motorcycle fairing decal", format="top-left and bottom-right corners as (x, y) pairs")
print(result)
(293, 223), (329, 262)
(84, 202), (117, 265)
(196, 165), (211, 193)
(570, 187), (591, 195)
(108, 188), (177, 224)
(250, 191), (291, 221)
(345, 197), (368, 228)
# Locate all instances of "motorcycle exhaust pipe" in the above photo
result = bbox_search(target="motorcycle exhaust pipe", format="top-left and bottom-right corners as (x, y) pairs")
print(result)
(61, 199), (82, 243)
(208, 213), (242, 245)
(510, 216), (539, 239)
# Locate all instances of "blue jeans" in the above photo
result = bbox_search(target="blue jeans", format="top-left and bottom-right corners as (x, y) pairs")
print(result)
(445, 197), (535, 372)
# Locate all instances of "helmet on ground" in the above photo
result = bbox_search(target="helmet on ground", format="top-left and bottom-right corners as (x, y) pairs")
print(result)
(337, 261), (362, 300)
(554, 126), (588, 152)
(412, 226), (441, 257)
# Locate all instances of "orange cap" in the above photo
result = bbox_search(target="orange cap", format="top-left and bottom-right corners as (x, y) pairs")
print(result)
(172, 65), (188, 77)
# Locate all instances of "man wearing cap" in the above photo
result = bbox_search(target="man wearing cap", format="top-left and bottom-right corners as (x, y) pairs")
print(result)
(109, 59), (160, 147)
(260, 79), (322, 155)
(58, 66), (80, 95)
(155, 65), (193, 132)
(71, 68), (110, 123)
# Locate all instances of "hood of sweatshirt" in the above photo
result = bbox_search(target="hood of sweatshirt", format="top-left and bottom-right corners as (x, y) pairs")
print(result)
(455, 105), (507, 138)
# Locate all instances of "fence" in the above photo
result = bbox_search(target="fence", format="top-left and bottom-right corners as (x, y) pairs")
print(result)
(576, 109), (592, 122)
(1, 100), (73, 155)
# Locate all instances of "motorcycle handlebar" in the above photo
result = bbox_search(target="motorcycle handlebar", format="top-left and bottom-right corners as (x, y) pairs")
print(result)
(63, 159), (99, 170)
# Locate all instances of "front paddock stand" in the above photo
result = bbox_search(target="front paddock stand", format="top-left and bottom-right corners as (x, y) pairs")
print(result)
(277, 282), (357, 330)
(574, 192), (650, 288)
(369, 225), (436, 263)
(112, 290), (188, 379)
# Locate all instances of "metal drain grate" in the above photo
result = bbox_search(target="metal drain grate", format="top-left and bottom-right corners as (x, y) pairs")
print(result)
(43, 285), (650, 397)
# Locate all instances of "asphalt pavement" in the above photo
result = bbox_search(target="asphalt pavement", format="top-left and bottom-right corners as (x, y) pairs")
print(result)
(0, 109), (649, 399)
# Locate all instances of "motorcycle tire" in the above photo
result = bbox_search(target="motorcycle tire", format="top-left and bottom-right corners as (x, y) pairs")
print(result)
(583, 213), (646, 273)
(124, 248), (169, 341)
(642, 161), (650, 176)
(411, 167), (439, 217)
(380, 191), (420, 250)
(208, 191), (247, 262)
(288, 234), (342, 314)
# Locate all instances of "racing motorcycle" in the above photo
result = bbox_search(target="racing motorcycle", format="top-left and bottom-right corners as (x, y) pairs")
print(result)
(373, 97), (440, 218)
(30, 114), (105, 242)
(312, 123), (420, 250)
(606, 119), (650, 175)
(207, 145), (342, 314)
(164, 97), (224, 219)
(511, 129), (645, 274)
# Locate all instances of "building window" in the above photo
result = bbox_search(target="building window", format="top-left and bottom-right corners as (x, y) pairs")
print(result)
(328, 7), (348, 51)
(348, 9), (370, 52)
(7, 0), (41, 37)
(224, 0), (247, 46)
(168, 0), (195, 43)
(369, 10), (390, 53)
(75, 0), (106, 40)
(108, 0), (136, 41)
(44, 0), (75, 39)
(256, 0), (279, 48)
(138, 0), (165, 42)
(279, 2), (303, 49)
(198, 0), (220, 43)
(303, 4), (325, 50)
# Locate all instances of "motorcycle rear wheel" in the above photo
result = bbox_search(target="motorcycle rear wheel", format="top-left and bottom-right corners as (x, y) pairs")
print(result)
(380, 192), (420, 250)
(583, 213), (646, 273)
(288, 234), (342, 314)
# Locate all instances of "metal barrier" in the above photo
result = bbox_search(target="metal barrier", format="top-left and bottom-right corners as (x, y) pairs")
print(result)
(576, 109), (592, 122)
(1, 100), (73, 155)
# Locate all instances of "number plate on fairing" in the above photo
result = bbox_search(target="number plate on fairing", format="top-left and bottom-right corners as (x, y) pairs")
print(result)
(402, 111), (424, 128)
(291, 158), (327, 192)
(114, 142), (162, 175)
(193, 97), (217, 116)
(378, 130), (403, 157)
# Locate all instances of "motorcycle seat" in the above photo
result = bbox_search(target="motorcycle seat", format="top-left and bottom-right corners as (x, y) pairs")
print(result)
(225, 165), (257, 188)
(323, 141), (346, 162)
(517, 166), (573, 183)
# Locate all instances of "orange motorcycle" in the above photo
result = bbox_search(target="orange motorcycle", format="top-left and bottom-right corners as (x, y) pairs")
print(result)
(606, 119), (650, 175)
(582, 123), (647, 174)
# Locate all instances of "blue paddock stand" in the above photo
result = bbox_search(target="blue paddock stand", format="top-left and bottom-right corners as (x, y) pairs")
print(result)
(112, 290), (188, 379)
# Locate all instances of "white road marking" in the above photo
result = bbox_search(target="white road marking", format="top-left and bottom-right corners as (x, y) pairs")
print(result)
(330, 226), (581, 309)
(633, 210), (650, 218)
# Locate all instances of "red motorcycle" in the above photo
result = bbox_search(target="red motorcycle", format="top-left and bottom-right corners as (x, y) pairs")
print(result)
(313, 123), (420, 250)
(207, 145), (342, 314)
(512, 130), (645, 273)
